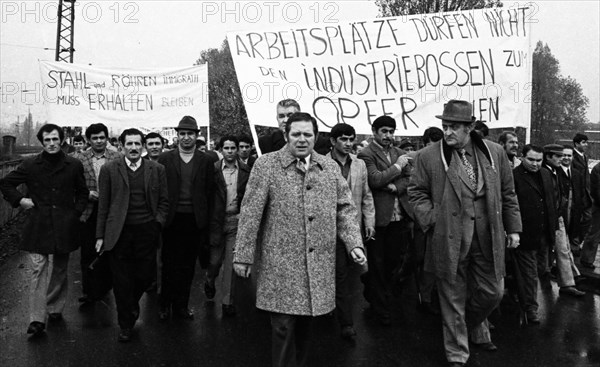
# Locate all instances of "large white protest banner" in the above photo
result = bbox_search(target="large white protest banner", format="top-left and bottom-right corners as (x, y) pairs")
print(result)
(39, 61), (209, 130)
(227, 6), (533, 136)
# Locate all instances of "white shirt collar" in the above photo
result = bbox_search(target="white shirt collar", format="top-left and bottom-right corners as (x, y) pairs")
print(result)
(298, 154), (311, 170)
(125, 157), (141, 171)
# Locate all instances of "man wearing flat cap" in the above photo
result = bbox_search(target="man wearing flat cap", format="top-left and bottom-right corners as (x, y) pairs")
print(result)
(540, 144), (585, 297)
(408, 100), (521, 367)
(157, 116), (221, 320)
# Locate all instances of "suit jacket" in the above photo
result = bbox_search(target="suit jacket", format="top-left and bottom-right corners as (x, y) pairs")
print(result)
(0, 152), (88, 254)
(358, 142), (412, 227)
(513, 165), (556, 250)
(591, 163), (600, 207)
(72, 148), (122, 221)
(95, 158), (169, 252)
(240, 155), (257, 168)
(408, 132), (522, 281)
(158, 149), (216, 230)
(234, 148), (364, 316)
(325, 152), (375, 231)
(214, 158), (251, 214)
(570, 151), (593, 236)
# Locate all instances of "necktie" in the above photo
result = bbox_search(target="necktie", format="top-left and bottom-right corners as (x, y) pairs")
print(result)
(567, 168), (571, 180)
(297, 157), (307, 173)
(130, 161), (137, 170)
(458, 149), (477, 191)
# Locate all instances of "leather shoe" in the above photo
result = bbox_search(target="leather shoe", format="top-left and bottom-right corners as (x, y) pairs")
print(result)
(48, 313), (63, 321)
(174, 308), (194, 320)
(340, 325), (357, 340)
(204, 281), (216, 300)
(118, 328), (132, 343)
(27, 321), (45, 336)
(222, 304), (237, 317)
(472, 341), (498, 352)
(526, 311), (540, 324)
(559, 286), (585, 297)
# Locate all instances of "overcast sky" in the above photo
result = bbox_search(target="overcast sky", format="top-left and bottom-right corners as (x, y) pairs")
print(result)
(1, 0), (598, 129)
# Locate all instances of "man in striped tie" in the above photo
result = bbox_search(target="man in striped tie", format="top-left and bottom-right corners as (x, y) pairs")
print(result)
(408, 100), (521, 367)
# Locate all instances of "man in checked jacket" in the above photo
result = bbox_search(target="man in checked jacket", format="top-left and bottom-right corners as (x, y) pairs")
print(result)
(72, 123), (121, 306)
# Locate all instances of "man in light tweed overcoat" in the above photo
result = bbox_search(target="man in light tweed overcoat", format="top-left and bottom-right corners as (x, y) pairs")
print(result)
(234, 112), (367, 367)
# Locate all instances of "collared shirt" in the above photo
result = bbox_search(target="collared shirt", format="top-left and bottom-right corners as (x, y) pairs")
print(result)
(124, 157), (141, 172)
(561, 165), (572, 180)
(221, 160), (239, 214)
(574, 148), (584, 158)
(91, 151), (107, 183)
(332, 154), (352, 180)
(297, 154), (311, 171)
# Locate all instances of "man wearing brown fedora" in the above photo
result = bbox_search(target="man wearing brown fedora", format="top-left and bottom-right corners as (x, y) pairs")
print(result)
(409, 100), (522, 367)
(157, 116), (221, 320)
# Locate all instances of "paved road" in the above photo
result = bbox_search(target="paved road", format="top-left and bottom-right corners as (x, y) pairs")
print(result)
(0, 249), (598, 367)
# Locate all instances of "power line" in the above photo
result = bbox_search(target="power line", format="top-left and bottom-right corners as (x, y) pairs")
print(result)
(0, 42), (55, 50)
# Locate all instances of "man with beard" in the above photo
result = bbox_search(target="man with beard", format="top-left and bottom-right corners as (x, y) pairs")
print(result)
(498, 131), (520, 168)
(512, 145), (556, 323)
(0, 124), (88, 337)
(95, 128), (169, 342)
(73, 123), (122, 307)
(158, 116), (219, 320)
(541, 144), (585, 297)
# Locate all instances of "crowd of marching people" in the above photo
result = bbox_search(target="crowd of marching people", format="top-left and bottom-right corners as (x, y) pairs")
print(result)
(0, 98), (598, 367)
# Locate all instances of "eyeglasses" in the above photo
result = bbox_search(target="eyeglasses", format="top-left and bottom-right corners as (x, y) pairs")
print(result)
(278, 113), (294, 119)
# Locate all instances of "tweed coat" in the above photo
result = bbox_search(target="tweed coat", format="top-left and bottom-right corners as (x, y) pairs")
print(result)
(72, 148), (122, 221)
(325, 152), (375, 232)
(408, 132), (522, 282)
(95, 158), (169, 252)
(358, 142), (413, 227)
(0, 151), (88, 254)
(513, 164), (556, 251)
(234, 147), (364, 316)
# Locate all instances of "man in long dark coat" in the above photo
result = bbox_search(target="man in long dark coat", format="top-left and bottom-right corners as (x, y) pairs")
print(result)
(0, 123), (88, 336)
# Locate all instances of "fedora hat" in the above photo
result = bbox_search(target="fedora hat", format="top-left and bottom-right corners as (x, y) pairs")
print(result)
(435, 100), (476, 123)
(175, 116), (199, 132)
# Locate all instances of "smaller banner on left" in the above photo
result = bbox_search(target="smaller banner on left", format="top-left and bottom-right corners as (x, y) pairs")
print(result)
(39, 61), (209, 129)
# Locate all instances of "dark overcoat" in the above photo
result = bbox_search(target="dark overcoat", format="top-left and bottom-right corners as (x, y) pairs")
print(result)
(0, 152), (88, 254)
(512, 165), (556, 250)
(408, 133), (522, 282)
